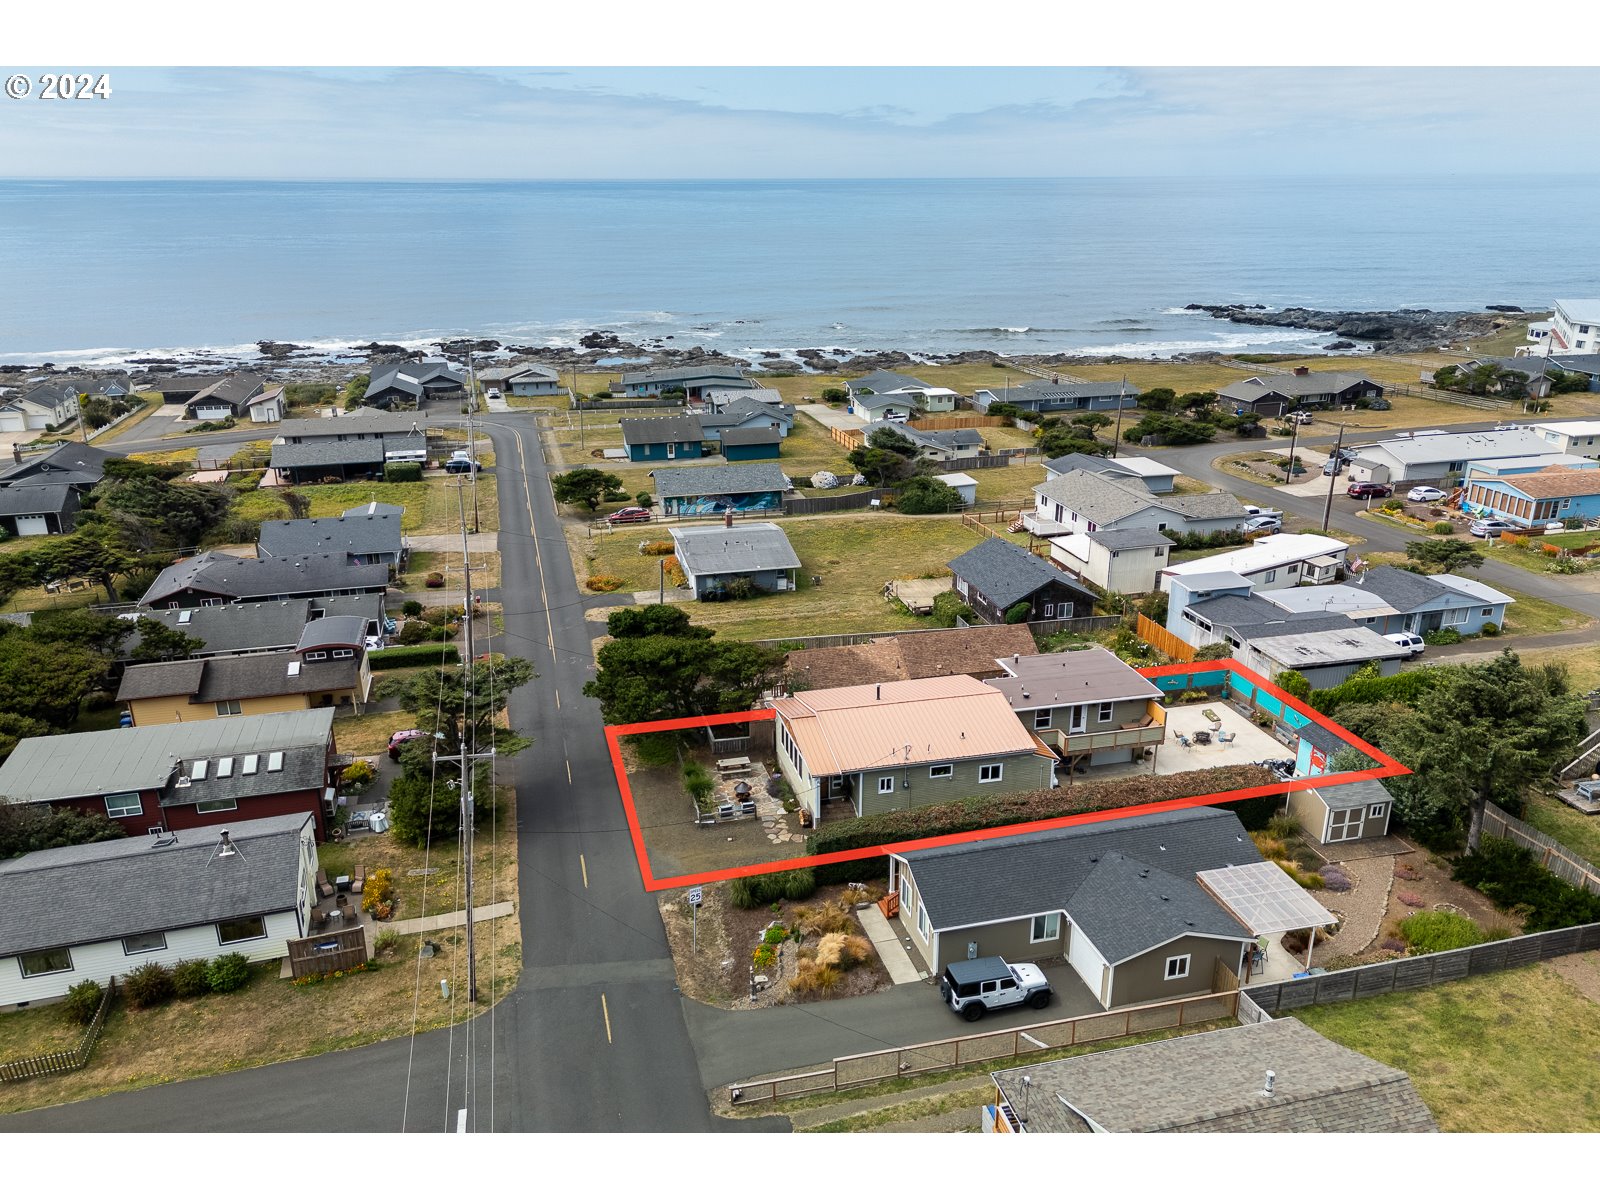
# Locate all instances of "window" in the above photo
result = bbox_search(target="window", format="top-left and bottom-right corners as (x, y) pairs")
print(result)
(332, 648), (355, 659)
(196, 798), (237, 814)
(928, 763), (952, 779)
(878, 775), (896, 795)
(267, 752), (284, 772)
(217, 916), (266, 945)
(104, 792), (142, 818)
(1042, 603), (1054, 618)
(217, 757), (234, 778)
(1033, 710), (1051, 730)
(191, 759), (208, 780)
(1097, 702), (1113, 723)
(242, 754), (258, 775)
(1030, 913), (1061, 942)
(122, 932), (167, 955)
(215, 700), (242, 716)
(1164, 954), (1191, 981)
(303, 650), (327, 662)
(1154, 545), (1165, 557)
(917, 904), (931, 941)
(1482, 608), (1493, 617)
(1368, 803), (1388, 820)
(19, 947), (72, 977)
(1264, 569), (1277, 583)
(978, 763), (1003, 784)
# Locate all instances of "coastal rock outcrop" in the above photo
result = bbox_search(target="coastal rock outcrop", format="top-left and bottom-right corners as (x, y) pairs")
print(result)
(1184, 304), (1520, 352)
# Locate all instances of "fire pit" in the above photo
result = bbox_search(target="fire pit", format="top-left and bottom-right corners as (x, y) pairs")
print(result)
(1192, 729), (1212, 746)
(733, 780), (752, 801)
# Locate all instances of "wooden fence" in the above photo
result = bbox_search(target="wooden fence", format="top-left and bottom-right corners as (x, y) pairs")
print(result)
(0, 976), (116, 1083)
(830, 425), (865, 450)
(1136, 613), (1196, 662)
(906, 414), (1011, 430)
(1482, 802), (1600, 895)
(729, 989), (1239, 1104)
(783, 488), (898, 516)
(751, 615), (1117, 652)
(285, 924), (369, 980)
(572, 397), (685, 411)
(1245, 920), (1600, 1015)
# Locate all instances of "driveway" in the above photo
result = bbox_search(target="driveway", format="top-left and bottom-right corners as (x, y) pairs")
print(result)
(797, 403), (865, 432)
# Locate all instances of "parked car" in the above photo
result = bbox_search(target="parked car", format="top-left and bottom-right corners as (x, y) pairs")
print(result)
(1406, 486), (1447, 503)
(1288, 410), (1315, 425)
(605, 506), (653, 524)
(938, 956), (1052, 1022)
(444, 457), (480, 474)
(1493, 422), (1520, 432)
(1322, 458), (1345, 477)
(1244, 515), (1283, 533)
(1384, 630), (1425, 658)
(1469, 518), (1516, 538)
(387, 729), (440, 760)
(485, 388), (502, 400)
(1347, 481), (1393, 498)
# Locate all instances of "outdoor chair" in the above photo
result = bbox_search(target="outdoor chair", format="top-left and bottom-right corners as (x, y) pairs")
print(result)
(352, 864), (366, 893)
(316, 868), (335, 899)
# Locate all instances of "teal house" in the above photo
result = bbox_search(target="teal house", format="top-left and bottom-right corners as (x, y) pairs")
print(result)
(717, 427), (782, 460)
(620, 414), (705, 463)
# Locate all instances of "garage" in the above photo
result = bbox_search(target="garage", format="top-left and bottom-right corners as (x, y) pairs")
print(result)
(14, 514), (52, 537)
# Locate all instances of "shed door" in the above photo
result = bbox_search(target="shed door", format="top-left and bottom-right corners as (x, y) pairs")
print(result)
(14, 515), (50, 537)
(1327, 807), (1364, 842)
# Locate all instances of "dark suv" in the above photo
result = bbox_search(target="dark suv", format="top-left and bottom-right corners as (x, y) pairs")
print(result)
(1346, 481), (1393, 498)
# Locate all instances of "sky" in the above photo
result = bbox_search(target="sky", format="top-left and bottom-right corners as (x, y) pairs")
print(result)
(3, 65), (1598, 179)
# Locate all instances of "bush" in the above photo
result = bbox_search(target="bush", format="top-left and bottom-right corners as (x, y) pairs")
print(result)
(401, 599), (424, 617)
(206, 953), (252, 994)
(752, 944), (776, 972)
(662, 555), (686, 587)
(815, 932), (872, 970)
(1399, 910), (1488, 954)
(1476, 621), (1500, 637)
(374, 930), (402, 957)
(1453, 837), (1600, 931)
(930, 590), (973, 628)
(341, 759), (377, 792)
(1422, 628), (1463, 645)
(682, 762), (715, 811)
(728, 869), (817, 909)
(793, 900), (856, 937)
(367, 644), (461, 669)
(790, 962), (842, 997)
(385, 462), (423, 483)
(63, 979), (104, 1025)
(361, 867), (396, 914)
(640, 540), (675, 556)
(1004, 601), (1032, 624)
(1432, 521), (1454, 534)
(586, 575), (626, 592)
(124, 961), (175, 1009)
(172, 959), (212, 998)
(820, 387), (847, 404)
(896, 475), (962, 515)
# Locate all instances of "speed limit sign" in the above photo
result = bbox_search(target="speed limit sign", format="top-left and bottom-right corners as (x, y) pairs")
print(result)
(687, 887), (703, 907)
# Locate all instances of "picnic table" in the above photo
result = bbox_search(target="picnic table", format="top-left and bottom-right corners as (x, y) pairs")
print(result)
(716, 756), (752, 776)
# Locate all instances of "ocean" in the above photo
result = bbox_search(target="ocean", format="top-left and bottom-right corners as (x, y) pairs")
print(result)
(1, 176), (1596, 369)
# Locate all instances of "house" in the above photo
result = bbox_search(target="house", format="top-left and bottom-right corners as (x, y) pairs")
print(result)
(947, 537), (1097, 625)
(933, 472), (978, 506)
(1028, 469), (1249, 538)
(983, 646), (1167, 770)
(140, 551), (389, 609)
(988, 1017), (1437, 1132)
(0, 381), (79, 432)
(786, 625), (1037, 692)
(1286, 778), (1396, 849)
(268, 409), (430, 484)
(0, 441), (120, 536)
(861, 420), (986, 462)
(1041, 452), (1178, 494)
(1461, 466), (1600, 528)
(151, 375), (228, 405)
(246, 387), (286, 423)
(619, 414), (706, 463)
(613, 366), (753, 400)
(121, 595), (386, 661)
(117, 619), (372, 726)
(1159, 533), (1349, 594)
(1460, 451), (1598, 482)
(182, 374), (266, 420)
(256, 505), (408, 566)
(669, 522), (800, 600)
(1528, 417), (1600, 456)
(653, 463), (788, 516)
(76, 373), (134, 401)
(1243, 625), (1408, 690)
(477, 363), (564, 396)
(0, 812), (320, 1008)
(714, 426), (783, 460)
(1344, 428), (1549, 487)
(1263, 566), (1513, 637)
(889, 807), (1261, 999)
(1048, 527), (1173, 594)
(696, 392), (795, 440)
(1446, 356), (1598, 400)
(972, 378), (1139, 415)
(362, 360), (467, 409)
(772, 675), (1056, 824)
(0, 709), (339, 841)
(1217, 371), (1384, 418)
(1535, 299), (1600, 356)
(843, 370), (961, 418)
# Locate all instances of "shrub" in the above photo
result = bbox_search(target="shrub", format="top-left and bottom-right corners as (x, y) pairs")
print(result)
(635, 492), (653, 509)
(729, 869), (814, 909)
(1320, 864), (1353, 893)
(752, 944), (777, 972)
(780, 868), (816, 901)
(662, 556), (687, 588)
(367, 644), (461, 669)
(397, 621), (432, 645)
(761, 925), (789, 946)
(1421, 628), (1463, 646)
(124, 961), (176, 1009)
(341, 759), (377, 792)
(815, 932), (872, 970)
(1399, 910), (1486, 954)
(424, 571), (445, 589)
(374, 929), (402, 957)
(790, 962), (842, 997)
(930, 590), (973, 628)
(206, 953), (252, 994)
(385, 462), (423, 483)
(682, 762), (715, 811)
(1453, 837), (1600, 931)
(1003, 601), (1033, 624)
(63, 979), (104, 1025)
(793, 900), (856, 937)
(172, 959), (212, 998)
(1432, 521), (1454, 534)
(401, 599), (424, 617)
(841, 884), (874, 907)
(361, 868), (396, 915)
(1397, 891), (1425, 908)
(586, 575), (626, 592)
(1380, 937), (1407, 953)
(640, 540), (675, 556)
(820, 387), (847, 404)
(1480, 621), (1500, 637)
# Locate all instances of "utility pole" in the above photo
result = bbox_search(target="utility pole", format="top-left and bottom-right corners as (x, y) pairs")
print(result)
(575, 368), (585, 451)
(1110, 375), (1128, 458)
(1321, 423), (1346, 533)
(464, 352), (481, 535)
(1282, 411), (1301, 484)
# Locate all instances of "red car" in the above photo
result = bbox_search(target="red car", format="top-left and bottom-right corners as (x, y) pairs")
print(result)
(605, 506), (653, 524)
(1346, 481), (1393, 498)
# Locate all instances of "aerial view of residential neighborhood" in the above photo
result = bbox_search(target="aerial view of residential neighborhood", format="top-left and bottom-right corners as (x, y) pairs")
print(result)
(2, 38), (1599, 1156)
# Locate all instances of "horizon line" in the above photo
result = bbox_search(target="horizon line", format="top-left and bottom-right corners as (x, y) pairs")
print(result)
(7, 172), (1600, 185)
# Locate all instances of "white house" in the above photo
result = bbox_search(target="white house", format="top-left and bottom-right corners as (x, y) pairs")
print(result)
(0, 813), (317, 1007)
(1048, 527), (1172, 594)
(844, 370), (959, 419)
(1346, 428), (1552, 487)
(1041, 452), (1179, 494)
(1535, 300), (1600, 356)
(246, 387), (286, 423)
(1028, 469), (1249, 539)
(1527, 419), (1600, 459)
(1159, 533), (1349, 594)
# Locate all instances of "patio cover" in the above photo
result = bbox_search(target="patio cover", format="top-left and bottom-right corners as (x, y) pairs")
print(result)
(1196, 860), (1338, 968)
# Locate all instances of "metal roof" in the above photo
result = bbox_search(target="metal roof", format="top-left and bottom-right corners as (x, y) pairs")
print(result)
(296, 615), (369, 650)
(669, 522), (800, 576)
(276, 410), (428, 440)
(1248, 626), (1409, 669)
(1197, 860), (1337, 935)
(1363, 428), (1549, 466)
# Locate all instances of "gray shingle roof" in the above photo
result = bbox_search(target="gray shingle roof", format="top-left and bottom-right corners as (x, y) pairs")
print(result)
(365, 361), (466, 399)
(0, 812), (313, 959)
(988, 379), (1138, 403)
(185, 374), (265, 410)
(116, 650), (362, 706)
(256, 513), (405, 560)
(984, 647), (1164, 710)
(124, 597), (380, 658)
(947, 537), (1090, 610)
(848, 369), (933, 394)
(900, 807), (1262, 941)
(1035, 470), (1165, 525)
(1043, 451), (1116, 476)
(0, 483), (74, 518)
(0, 709), (334, 802)
(1219, 372), (1381, 403)
(116, 658), (206, 701)
(670, 522), (800, 575)
(1316, 778), (1396, 812)
(1346, 565), (1451, 610)
(619, 414), (704, 446)
(1087, 527), (1173, 551)
(296, 615), (368, 650)
(1063, 852), (1253, 962)
(275, 410), (427, 440)
(0, 441), (118, 487)
(653, 462), (788, 499)
(162, 743), (327, 812)
(620, 366), (752, 388)
(717, 425), (783, 446)
(699, 396), (794, 430)
(993, 1018), (1438, 1133)
(140, 551), (389, 606)
(270, 439), (390, 469)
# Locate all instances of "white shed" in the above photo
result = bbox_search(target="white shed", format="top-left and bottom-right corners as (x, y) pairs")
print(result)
(934, 472), (978, 506)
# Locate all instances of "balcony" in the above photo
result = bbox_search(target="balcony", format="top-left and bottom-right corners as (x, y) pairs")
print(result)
(1042, 699), (1167, 756)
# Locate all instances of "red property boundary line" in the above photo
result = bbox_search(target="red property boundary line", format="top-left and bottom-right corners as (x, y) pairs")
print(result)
(602, 659), (1410, 892)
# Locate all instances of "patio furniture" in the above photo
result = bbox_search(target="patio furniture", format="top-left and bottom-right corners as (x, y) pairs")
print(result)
(335, 875), (352, 894)
(717, 802), (736, 820)
(352, 864), (366, 893)
(1257, 935), (1270, 963)
(740, 799), (758, 816)
(1217, 730), (1235, 744)
(1176, 732), (1191, 748)
(316, 869), (335, 899)
(716, 756), (753, 776)
(1193, 729), (1212, 746)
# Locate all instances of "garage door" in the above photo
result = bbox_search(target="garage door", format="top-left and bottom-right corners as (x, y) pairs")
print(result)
(14, 515), (51, 536)
(1066, 920), (1108, 1000)
(0, 413), (24, 433)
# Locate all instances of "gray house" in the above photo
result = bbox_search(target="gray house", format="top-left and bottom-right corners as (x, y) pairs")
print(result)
(948, 536), (1097, 625)
(183, 374), (266, 420)
(889, 807), (1262, 1005)
(983, 646), (1167, 770)
(1263, 567), (1513, 637)
(1041, 452), (1179, 494)
(140, 551), (390, 609)
(669, 522), (801, 599)
(256, 508), (407, 566)
(1028, 470), (1248, 538)
(362, 361), (467, 409)
(654, 462), (789, 516)
(122, 595), (385, 661)
(861, 420), (986, 462)
(614, 366), (753, 399)
(1218, 371), (1385, 418)
(269, 410), (430, 483)
(0, 441), (120, 536)
(972, 378), (1140, 415)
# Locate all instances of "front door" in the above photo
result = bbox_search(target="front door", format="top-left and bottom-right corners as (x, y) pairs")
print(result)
(1327, 807), (1364, 842)
(1067, 705), (1087, 734)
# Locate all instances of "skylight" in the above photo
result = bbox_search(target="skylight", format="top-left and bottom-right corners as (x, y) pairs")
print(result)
(217, 757), (234, 778)
(267, 751), (284, 772)
(242, 754), (258, 775)
(191, 759), (208, 780)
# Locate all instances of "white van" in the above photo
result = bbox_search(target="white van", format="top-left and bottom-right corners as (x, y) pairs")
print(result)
(1384, 631), (1425, 658)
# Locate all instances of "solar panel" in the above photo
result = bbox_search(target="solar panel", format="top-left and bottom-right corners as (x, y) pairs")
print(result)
(1196, 861), (1336, 935)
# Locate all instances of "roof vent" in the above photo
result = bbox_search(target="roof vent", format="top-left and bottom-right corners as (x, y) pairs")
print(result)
(1262, 1070), (1276, 1098)
(215, 828), (238, 859)
(150, 827), (177, 848)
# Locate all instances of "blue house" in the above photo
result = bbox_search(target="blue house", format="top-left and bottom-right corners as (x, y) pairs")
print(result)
(716, 427), (782, 460)
(654, 463), (788, 516)
(972, 378), (1139, 415)
(619, 414), (705, 463)
(1461, 467), (1600, 529)
(1263, 567), (1513, 637)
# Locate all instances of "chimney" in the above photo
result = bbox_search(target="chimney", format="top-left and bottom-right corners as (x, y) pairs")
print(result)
(1262, 1070), (1276, 1097)
(216, 828), (238, 858)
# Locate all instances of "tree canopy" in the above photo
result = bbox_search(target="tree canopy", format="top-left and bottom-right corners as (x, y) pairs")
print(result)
(1405, 537), (1485, 574)
(895, 475), (961, 514)
(552, 467), (624, 512)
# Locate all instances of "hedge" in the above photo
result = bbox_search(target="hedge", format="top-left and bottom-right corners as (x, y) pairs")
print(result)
(367, 643), (461, 669)
(805, 765), (1275, 882)
(384, 462), (423, 482)
(1310, 667), (1440, 716)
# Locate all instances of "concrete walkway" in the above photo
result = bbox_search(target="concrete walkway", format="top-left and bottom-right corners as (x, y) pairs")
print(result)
(389, 900), (515, 936)
(857, 903), (926, 985)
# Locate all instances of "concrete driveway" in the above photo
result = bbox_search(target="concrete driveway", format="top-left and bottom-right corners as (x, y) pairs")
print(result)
(797, 403), (865, 432)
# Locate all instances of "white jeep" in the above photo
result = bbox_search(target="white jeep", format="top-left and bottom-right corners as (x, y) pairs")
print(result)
(938, 956), (1052, 1021)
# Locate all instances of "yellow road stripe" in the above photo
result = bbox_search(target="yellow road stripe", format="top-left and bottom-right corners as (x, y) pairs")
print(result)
(601, 993), (612, 1043)
(580, 853), (589, 888)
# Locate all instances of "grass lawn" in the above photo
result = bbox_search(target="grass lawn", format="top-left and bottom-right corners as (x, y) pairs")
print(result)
(0, 1002), (87, 1063)
(575, 513), (995, 640)
(332, 709), (401, 757)
(1521, 792), (1600, 868)
(1499, 587), (1592, 636)
(1295, 963), (1600, 1131)
(401, 550), (502, 592)
(1479, 530), (1600, 577)
(0, 583), (103, 615)
(232, 475), (498, 535)
(0, 920), (520, 1116)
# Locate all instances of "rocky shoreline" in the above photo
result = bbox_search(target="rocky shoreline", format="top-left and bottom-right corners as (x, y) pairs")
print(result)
(1183, 303), (1538, 354)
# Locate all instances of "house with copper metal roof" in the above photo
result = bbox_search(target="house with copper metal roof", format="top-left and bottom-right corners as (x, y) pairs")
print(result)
(770, 675), (1057, 824)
